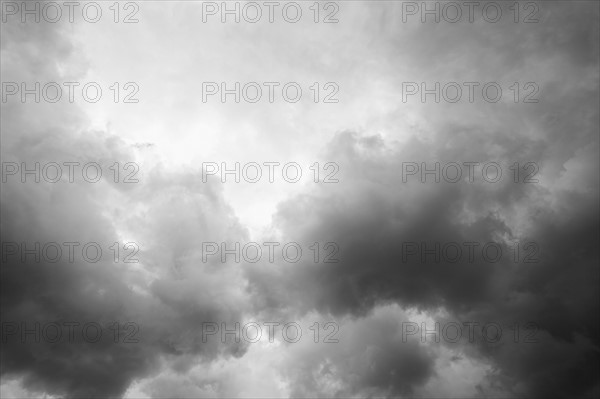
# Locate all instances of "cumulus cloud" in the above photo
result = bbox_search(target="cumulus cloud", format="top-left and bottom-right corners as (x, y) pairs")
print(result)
(1, 14), (251, 398)
(1, 1), (598, 398)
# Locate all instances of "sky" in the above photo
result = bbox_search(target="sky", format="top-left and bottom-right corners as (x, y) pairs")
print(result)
(1, 1), (599, 398)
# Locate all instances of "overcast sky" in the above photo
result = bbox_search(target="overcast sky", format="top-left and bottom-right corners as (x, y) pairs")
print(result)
(1, 1), (599, 398)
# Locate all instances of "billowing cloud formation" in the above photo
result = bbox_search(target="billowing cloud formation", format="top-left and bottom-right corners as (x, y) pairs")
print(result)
(243, 127), (598, 396)
(243, 7), (600, 394)
(1, 1), (599, 398)
(1, 15), (251, 398)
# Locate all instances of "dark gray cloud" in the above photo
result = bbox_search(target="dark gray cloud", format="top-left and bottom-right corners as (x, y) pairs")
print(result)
(243, 3), (599, 393)
(280, 307), (437, 398)
(1, 15), (251, 398)
(245, 125), (598, 397)
(2, 1), (598, 398)
(0, 130), (253, 398)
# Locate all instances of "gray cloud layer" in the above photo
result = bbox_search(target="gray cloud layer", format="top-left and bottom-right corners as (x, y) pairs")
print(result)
(1, 1), (598, 398)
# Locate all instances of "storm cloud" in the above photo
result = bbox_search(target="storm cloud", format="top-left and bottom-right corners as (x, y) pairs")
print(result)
(1, 1), (598, 398)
